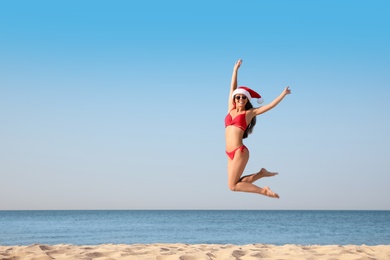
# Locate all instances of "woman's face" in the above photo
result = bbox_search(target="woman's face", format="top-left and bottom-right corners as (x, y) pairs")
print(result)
(234, 95), (248, 108)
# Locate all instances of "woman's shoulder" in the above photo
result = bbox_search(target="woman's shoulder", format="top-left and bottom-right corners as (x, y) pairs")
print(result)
(246, 107), (256, 114)
(246, 107), (259, 118)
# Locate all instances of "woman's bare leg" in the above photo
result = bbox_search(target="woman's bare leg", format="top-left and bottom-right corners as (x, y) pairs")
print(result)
(234, 183), (279, 198)
(227, 149), (279, 198)
(227, 148), (249, 189)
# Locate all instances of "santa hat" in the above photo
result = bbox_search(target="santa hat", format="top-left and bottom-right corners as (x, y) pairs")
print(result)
(232, 86), (264, 104)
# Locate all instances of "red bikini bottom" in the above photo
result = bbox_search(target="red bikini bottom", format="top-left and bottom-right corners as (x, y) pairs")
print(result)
(226, 145), (248, 160)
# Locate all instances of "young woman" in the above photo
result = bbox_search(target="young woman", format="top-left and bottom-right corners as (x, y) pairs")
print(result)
(225, 59), (291, 198)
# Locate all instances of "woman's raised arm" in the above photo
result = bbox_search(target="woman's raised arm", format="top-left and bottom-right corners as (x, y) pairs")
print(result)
(228, 59), (242, 111)
(252, 86), (291, 115)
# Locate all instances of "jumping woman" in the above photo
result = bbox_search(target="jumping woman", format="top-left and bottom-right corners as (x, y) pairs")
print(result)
(225, 59), (291, 198)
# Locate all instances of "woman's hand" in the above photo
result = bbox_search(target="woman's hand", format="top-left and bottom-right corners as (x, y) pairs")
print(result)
(234, 59), (242, 71)
(283, 86), (292, 95)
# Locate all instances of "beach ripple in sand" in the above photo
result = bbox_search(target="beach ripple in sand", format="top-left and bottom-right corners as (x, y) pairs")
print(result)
(1, 244), (390, 260)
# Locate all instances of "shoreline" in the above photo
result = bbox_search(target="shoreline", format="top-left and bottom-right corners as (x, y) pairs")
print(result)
(1, 244), (390, 259)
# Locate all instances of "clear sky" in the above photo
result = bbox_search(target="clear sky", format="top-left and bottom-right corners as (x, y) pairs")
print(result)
(1, 0), (389, 210)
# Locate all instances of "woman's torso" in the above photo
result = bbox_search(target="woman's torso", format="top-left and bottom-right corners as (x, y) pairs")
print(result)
(225, 109), (253, 150)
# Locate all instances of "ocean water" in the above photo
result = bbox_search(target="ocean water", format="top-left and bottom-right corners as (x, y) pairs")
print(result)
(0, 210), (389, 246)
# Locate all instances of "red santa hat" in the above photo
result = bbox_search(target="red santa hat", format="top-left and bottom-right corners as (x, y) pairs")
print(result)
(232, 86), (264, 104)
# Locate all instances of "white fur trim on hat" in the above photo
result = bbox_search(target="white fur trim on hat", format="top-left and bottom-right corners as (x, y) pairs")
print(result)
(232, 88), (251, 100)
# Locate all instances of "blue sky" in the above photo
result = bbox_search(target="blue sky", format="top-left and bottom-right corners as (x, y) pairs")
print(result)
(1, 0), (389, 210)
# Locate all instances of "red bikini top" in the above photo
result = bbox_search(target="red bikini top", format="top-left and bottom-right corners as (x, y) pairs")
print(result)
(225, 110), (247, 131)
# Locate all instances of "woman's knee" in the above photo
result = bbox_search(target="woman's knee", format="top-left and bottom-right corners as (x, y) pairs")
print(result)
(228, 184), (237, 191)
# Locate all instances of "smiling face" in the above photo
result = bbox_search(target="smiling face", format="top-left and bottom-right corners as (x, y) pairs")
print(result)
(234, 94), (248, 108)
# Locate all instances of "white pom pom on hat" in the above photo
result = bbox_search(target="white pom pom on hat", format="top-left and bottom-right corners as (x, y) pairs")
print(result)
(232, 86), (264, 104)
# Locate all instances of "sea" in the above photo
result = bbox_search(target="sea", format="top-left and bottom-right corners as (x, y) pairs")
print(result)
(0, 210), (389, 246)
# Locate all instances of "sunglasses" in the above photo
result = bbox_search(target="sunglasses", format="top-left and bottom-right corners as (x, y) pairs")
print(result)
(235, 95), (248, 100)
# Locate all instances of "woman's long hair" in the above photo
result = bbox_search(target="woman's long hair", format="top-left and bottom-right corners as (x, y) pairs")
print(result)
(243, 101), (256, 139)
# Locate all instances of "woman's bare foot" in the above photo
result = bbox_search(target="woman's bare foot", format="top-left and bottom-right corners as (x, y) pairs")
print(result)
(263, 186), (280, 198)
(240, 168), (278, 183)
(258, 168), (278, 178)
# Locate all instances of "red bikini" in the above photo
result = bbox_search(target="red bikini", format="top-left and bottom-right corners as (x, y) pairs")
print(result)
(225, 110), (248, 160)
(224, 110), (248, 131)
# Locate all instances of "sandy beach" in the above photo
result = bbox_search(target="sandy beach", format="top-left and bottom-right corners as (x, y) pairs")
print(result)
(1, 244), (390, 260)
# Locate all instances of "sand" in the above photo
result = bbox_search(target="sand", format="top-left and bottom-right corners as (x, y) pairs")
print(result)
(1, 244), (390, 260)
